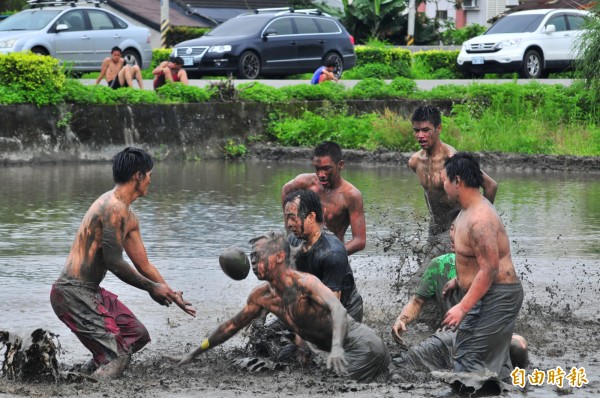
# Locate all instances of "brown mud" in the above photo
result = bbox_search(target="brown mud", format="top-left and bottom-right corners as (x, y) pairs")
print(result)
(1, 147), (600, 398)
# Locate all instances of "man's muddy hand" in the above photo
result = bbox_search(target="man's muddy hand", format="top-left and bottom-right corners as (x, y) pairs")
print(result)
(391, 319), (408, 347)
(149, 283), (173, 307)
(326, 345), (348, 376)
(172, 291), (196, 317)
(442, 303), (466, 330)
(442, 278), (458, 299)
(165, 352), (195, 366)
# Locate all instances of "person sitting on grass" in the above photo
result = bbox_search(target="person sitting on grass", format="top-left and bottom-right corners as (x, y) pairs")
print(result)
(310, 59), (339, 85)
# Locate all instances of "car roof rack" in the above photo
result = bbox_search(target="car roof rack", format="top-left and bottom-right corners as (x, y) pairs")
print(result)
(27, 0), (105, 8)
(249, 7), (330, 17)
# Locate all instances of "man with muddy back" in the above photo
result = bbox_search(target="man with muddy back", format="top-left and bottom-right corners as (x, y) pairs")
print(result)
(50, 147), (195, 380)
(440, 152), (523, 381)
(282, 141), (366, 255)
(408, 106), (497, 261)
(285, 189), (363, 322)
(175, 231), (389, 381)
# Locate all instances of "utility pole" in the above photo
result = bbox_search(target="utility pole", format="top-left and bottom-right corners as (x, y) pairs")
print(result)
(160, 0), (170, 48)
(407, 0), (416, 45)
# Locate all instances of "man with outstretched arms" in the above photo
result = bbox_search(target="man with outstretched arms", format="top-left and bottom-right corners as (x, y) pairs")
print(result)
(50, 147), (195, 379)
(175, 231), (388, 381)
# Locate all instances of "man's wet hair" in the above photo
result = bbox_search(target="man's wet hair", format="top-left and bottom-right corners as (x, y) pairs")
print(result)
(444, 152), (484, 188)
(248, 231), (290, 266)
(411, 105), (442, 128)
(285, 189), (324, 223)
(324, 58), (337, 68)
(112, 147), (153, 184)
(172, 56), (184, 66)
(111, 46), (122, 54)
(313, 141), (343, 163)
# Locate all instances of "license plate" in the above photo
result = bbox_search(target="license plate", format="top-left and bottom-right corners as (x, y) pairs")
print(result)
(472, 56), (484, 65)
(182, 57), (194, 66)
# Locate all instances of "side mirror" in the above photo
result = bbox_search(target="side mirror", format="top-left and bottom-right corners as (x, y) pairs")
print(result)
(55, 23), (69, 32)
(544, 24), (556, 33)
(262, 28), (277, 39)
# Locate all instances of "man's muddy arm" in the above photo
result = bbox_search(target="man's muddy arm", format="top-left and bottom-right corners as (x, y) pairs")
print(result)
(481, 171), (498, 204)
(392, 295), (425, 343)
(443, 223), (498, 328)
(178, 292), (264, 365)
(302, 275), (348, 374)
(345, 190), (366, 255)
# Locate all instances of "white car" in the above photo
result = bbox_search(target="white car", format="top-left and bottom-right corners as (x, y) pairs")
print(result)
(0, 0), (152, 72)
(456, 9), (590, 78)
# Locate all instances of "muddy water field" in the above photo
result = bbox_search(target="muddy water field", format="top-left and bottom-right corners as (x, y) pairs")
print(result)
(1, 151), (600, 397)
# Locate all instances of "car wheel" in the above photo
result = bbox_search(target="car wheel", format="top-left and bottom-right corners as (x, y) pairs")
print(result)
(31, 47), (49, 56)
(521, 50), (543, 79)
(122, 49), (141, 67)
(323, 52), (343, 78)
(238, 51), (260, 79)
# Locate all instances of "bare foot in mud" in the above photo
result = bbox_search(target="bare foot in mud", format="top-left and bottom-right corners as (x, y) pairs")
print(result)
(92, 354), (131, 380)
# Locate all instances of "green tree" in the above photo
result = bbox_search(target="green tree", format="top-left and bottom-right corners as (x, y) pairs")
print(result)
(0, 0), (26, 12)
(576, 5), (600, 98)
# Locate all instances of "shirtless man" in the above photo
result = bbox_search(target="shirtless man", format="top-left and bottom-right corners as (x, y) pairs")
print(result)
(153, 57), (189, 90)
(95, 46), (144, 90)
(175, 231), (389, 381)
(408, 106), (497, 259)
(282, 141), (366, 255)
(440, 152), (523, 380)
(50, 147), (195, 379)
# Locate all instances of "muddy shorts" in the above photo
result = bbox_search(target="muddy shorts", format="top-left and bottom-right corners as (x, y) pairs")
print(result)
(50, 276), (150, 366)
(392, 329), (455, 371)
(454, 283), (523, 380)
(344, 319), (390, 381)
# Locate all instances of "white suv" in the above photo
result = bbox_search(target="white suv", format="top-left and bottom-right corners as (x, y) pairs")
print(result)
(456, 9), (590, 78)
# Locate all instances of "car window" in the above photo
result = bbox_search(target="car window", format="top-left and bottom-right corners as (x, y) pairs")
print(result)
(266, 18), (294, 35)
(294, 17), (319, 34)
(87, 10), (116, 30)
(486, 14), (545, 34)
(547, 15), (567, 32)
(0, 10), (60, 31)
(314, 18), (341, 34)
(207, 15), (271, 36)
(57, 10), (86, 31)
(566, 14), (586, 30)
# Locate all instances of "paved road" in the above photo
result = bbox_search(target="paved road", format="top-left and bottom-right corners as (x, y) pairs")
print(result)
(81, 78), (573, 91)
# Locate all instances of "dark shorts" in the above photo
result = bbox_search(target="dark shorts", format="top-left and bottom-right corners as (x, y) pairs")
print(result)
(344, 318), (390, 381)
(50, 276), (150, 366)
(107, 78), (129, 90)
(454, 283), (523, 380)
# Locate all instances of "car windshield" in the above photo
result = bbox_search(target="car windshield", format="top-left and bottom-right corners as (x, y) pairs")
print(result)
(206, 15), (271, 36)
(0, 10), (61, 31)
(485, 14), (545, 34)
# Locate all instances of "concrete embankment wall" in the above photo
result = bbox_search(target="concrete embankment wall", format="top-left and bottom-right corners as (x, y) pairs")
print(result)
(0, 100), (452, 163)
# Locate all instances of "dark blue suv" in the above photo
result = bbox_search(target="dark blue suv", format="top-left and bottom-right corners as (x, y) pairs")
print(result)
(171, 8), (356, 79)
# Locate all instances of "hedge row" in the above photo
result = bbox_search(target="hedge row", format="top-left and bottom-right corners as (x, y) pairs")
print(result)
(149, 46), (462, 79)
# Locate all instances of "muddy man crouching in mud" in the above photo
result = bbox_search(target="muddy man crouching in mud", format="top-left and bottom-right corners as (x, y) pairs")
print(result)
(282, 141), (366, 255)
(50, 147), (196, 380)
(174, 231), (389, 381)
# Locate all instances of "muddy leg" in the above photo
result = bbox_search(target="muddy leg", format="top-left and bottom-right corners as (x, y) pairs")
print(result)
(92, 354), (131, 380)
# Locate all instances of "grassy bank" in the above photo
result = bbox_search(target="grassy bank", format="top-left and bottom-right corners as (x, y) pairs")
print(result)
(1, 53), (599, 157)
